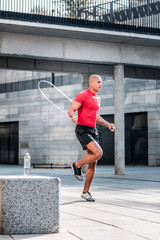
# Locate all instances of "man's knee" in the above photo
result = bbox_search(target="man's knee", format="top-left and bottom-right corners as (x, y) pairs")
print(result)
(95, 148), (103, 160)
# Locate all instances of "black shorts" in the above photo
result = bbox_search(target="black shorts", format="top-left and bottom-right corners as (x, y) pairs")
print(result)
(75, 125), (99, 150)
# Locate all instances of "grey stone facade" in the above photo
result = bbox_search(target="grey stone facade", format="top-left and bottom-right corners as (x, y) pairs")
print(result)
(0, 70), (160, 166)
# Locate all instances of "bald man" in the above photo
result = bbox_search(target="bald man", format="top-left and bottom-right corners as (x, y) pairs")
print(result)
(68, 75), (115, 201)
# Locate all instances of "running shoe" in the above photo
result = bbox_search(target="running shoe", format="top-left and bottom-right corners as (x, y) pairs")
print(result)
(81, 192), (95, 202)
(71, 162), (84, 181)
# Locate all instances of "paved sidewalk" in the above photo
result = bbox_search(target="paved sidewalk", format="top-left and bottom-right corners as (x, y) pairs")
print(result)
(0, 165), (160, 240)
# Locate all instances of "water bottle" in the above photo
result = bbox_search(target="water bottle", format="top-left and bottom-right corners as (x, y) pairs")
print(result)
(24, 153), (31, 176)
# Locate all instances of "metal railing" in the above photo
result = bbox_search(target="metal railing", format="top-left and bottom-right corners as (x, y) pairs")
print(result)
(0, 0), (159, 35)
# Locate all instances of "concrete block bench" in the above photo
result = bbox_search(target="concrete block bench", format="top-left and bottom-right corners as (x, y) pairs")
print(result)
(0, 176), (60, 234)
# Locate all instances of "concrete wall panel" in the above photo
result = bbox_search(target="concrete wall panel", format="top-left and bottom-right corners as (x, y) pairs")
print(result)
(0, 32), (160, 68)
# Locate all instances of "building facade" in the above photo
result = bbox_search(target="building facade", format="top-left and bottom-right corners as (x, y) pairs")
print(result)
(0, 70), (160, 166)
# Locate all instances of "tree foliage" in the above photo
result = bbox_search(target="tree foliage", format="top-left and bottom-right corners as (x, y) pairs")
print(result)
(31, 6), (48, 15)
(62, 0), (95, 20)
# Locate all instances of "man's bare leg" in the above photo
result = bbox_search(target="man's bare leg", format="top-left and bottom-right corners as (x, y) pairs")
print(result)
(75, 141), (103, 168)
(75, 141), (102, 193)
(83, 159), (97, 193)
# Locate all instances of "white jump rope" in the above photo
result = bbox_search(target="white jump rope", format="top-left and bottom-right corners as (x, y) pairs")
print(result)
(38, 80), (72, 115)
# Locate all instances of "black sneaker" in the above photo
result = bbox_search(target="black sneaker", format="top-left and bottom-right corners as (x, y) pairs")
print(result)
(71, 162), (84, 181)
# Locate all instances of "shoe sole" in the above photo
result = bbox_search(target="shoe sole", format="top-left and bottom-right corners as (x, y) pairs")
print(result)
(71, 164), (84, 181)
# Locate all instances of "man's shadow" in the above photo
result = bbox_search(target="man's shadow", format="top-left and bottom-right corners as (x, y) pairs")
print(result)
(61, 200), (86, 205)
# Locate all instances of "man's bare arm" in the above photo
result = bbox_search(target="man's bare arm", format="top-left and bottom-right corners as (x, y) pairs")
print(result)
(68, 101), (81, 123)
(96, 114), (115, 131)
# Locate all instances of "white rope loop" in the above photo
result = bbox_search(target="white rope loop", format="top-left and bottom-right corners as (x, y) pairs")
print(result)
(38, 80), (72, 115)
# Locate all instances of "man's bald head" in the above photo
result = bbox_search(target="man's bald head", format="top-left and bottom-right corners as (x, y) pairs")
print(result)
(88, 75), (102, 93)
(89, 75), (102, 86)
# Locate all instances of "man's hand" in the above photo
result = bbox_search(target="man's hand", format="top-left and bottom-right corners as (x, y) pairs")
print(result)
(109, 123), (115, 131)
(69, 115), (78, 123)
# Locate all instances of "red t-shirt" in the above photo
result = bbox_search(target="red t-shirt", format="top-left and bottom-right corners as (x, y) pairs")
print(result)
(74, 89), (101, 127)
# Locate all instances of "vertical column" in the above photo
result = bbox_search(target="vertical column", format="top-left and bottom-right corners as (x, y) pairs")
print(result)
(110, 2), (113, 23)
(114, 64), (125, 175)
(81, 74), (90, 173)
(147, 0), (150, 16)
(81, 74), (90, 90)
(129, 0), (132, 20)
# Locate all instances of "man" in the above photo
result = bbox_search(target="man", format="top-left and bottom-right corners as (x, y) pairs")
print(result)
(68, 75), (115, 202)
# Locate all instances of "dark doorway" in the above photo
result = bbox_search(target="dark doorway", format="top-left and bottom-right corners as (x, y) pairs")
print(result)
(125, 112), (148, 165)
(97, 115), (114, 165)
(0, 122), (19, 165)
(97, 112), (148, 166)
